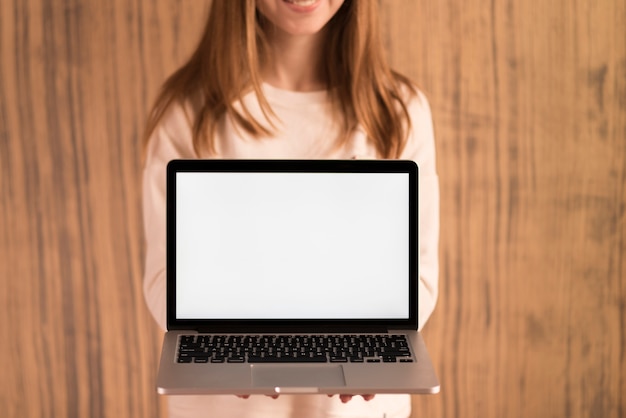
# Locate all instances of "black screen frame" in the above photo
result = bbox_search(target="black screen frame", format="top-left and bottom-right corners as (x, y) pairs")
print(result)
(166, 159), (419, 333)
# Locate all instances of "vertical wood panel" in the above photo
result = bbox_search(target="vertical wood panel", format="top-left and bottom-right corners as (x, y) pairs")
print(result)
(382, 0), (626, 417)
(1, 0), (624, 417)
(1, 1), (209, 416)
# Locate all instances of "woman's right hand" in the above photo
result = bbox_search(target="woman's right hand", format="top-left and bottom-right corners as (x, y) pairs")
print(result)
(236, 395), (279, 400)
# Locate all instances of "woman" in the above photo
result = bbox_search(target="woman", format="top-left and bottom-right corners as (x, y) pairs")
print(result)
(142, 1), (439, 417)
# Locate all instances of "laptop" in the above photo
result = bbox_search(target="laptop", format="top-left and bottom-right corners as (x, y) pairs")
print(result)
(156, 159), (440, 396)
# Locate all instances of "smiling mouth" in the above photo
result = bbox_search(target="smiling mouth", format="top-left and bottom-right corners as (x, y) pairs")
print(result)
(284, 0), (319, 6)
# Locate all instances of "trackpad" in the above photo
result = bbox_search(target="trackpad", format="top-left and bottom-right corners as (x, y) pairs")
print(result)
(252, 365), (346, 390)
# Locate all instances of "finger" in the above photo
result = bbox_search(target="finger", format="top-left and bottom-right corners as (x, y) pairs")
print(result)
(336, 394), (375, 403)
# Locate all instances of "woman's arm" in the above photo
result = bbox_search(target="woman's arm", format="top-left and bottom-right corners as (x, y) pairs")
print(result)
(400, 90), (440, 331)
(142, 104), (197, 331)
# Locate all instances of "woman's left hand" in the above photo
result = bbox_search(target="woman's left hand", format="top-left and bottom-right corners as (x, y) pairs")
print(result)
(331, 394), (376, 403)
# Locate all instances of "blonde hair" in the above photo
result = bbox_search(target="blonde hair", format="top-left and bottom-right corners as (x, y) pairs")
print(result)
(143, 0), (416, 158)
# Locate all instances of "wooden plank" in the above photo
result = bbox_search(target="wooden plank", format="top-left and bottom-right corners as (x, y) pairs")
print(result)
(0, 0), (209, 416)
(381, 0), (626, 417)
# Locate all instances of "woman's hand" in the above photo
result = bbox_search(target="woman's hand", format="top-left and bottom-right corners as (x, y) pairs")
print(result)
(236, 395), (279, 400)
(331, 394), (376, 403)
(237, 394), (376, 403)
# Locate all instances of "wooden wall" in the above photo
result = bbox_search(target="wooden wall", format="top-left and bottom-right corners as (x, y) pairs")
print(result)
(1, 0), (624, 417)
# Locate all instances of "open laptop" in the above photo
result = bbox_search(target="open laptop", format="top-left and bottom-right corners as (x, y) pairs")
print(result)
(156, 159), (440, 396)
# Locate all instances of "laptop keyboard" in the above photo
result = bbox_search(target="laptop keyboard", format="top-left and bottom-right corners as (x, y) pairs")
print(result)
(177, 334), (414, 364)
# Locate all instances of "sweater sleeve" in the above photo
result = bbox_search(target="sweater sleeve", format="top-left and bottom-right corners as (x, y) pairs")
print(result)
(142, 104), (197, 331)
(399, 90), (440, 331)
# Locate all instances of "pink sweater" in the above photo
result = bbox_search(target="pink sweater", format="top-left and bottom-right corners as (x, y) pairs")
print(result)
(142, 83), (439, 418)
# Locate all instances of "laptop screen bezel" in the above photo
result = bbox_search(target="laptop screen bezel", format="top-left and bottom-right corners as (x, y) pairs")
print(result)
(165, 159), (419, 333)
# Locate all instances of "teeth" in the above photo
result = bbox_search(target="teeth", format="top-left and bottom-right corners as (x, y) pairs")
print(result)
(285, 0), (317, 6)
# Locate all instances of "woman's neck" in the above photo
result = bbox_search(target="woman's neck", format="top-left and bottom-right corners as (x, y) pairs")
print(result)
(262, 28), (328, 92)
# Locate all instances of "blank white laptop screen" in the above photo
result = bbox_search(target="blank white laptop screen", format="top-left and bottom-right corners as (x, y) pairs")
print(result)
(175, 172), (410, 320)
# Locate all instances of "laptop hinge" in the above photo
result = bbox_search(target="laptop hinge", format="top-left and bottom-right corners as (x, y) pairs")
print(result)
(194, 324), (389, 334)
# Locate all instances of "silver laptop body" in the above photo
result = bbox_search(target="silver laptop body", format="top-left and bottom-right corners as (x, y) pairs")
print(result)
(156, 159), (440, 396)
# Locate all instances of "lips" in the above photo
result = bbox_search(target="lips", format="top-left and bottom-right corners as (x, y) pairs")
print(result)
(284, 0), (318, 5)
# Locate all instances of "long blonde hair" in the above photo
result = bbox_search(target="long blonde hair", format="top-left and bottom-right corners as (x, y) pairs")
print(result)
(143, 0), (416, 158)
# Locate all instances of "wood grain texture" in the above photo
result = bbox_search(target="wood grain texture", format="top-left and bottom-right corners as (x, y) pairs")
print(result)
(0, 1), (209, 416)
(380, 0), (626, 417)
(1, 0), (624, 417)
